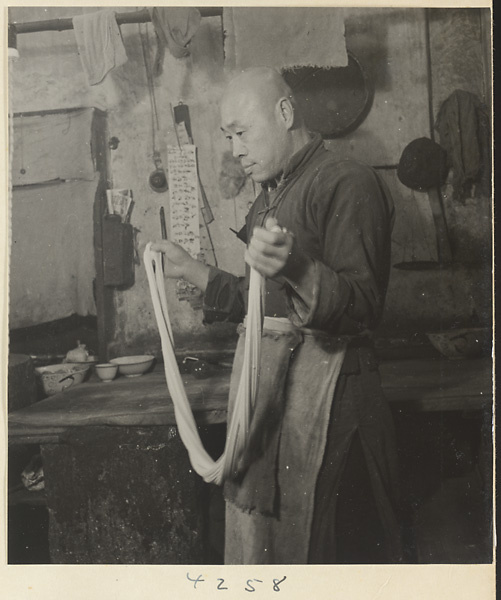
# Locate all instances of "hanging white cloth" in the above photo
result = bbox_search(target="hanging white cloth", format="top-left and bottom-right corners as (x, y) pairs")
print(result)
(72, 10), (128, 85)
(143, 243), (264, 485)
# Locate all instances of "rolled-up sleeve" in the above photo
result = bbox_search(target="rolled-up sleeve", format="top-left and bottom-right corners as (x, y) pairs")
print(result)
(286, 162), (394, 334)
(203, 266), (247, 324)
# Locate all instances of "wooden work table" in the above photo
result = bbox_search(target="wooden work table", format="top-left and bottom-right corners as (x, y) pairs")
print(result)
(9, 357), (493, 443)
(8, 357), (493, 564)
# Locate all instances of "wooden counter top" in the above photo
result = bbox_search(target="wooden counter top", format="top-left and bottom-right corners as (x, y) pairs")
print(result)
(9, 357), (493, 444)
(381, 356), (492, 412)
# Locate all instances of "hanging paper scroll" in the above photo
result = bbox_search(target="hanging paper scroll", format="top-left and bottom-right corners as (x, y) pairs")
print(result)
(167, 143), (200, 258)
(167, 143), (203, 303)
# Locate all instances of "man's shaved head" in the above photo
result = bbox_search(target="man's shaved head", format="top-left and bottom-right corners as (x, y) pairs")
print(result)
(220, 68), (309, 183)
(222, 67), (295, 120)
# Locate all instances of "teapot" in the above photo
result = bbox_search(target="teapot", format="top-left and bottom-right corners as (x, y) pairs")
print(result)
(65, 341), (89, 363)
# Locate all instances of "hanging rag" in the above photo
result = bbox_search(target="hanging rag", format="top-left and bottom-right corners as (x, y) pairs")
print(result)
(150, 7), (201, 75)
(218, 151), (247, 199)
(223, 7), (348, 70)
(434, 89), (491, 201)
(72, 10), (128, 86)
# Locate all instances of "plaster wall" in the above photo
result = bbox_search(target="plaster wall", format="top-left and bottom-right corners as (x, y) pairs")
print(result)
(10, 179), (97, 329)
(9, 108), (99, 329)
(10, 7), (250, 354)
(9, 7), (491, 353)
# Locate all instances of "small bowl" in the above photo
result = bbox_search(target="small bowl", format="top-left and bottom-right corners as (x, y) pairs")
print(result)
(35, 363), (90, 396)
(95, 363), (118, 382)
(110, 355), (155, 378)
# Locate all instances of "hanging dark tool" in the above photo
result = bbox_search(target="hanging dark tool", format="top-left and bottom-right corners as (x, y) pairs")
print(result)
(159, 206), (168, 270)
(394, 137), (452, 269)
(140, 24), (168, 193)
(160, 206), (168, 240)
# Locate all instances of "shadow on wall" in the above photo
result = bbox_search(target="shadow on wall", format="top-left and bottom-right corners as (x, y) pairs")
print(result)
(381, 261), (491, 336)
(345, 8), (392, 92)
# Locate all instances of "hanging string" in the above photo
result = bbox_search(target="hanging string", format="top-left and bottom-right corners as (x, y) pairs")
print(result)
(139, 23), (161, 162)
(143, 243), (264, 484)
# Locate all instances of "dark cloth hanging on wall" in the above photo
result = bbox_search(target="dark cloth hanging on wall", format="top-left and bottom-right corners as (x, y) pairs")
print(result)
(434, 89), (491, 202)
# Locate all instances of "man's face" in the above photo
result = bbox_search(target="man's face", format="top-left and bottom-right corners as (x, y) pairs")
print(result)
(220, 93), (289, 183)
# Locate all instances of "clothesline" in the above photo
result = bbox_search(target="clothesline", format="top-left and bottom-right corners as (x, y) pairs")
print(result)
(10, 7), (223, 35)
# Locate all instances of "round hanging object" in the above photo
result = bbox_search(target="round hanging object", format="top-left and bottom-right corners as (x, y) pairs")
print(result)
(283, 52), (374, 138)
(397, 137), (448, 191)
(149, 167), (168, 193)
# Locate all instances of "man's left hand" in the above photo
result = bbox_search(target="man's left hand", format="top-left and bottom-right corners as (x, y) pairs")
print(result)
(245, 217), (296, 279)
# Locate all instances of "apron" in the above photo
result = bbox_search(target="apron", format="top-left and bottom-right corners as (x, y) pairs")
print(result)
(224, 317), (348, 564)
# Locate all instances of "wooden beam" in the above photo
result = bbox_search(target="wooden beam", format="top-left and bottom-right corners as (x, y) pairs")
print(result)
(12, 7), (223, 35)
(90, 110), (115, 362)
(424, 9), (453, 265)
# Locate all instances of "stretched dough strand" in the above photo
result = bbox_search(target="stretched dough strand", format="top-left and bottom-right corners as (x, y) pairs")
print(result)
(144, 243), (263, 485)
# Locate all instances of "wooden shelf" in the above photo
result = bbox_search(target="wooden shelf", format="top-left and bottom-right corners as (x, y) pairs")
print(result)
(9, 487), (47, 507)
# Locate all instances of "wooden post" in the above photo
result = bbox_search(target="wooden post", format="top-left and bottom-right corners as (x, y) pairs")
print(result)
(91, 110), (115, 362)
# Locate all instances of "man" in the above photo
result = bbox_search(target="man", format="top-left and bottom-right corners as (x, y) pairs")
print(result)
(152, 67), (402, 564)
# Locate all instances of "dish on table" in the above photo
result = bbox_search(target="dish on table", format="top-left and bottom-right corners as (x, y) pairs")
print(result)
(109, 355), (155, 377)
(35, 363), (90, 396)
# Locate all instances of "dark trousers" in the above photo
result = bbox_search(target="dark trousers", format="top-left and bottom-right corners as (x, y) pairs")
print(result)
(308, 349), (395, 564)
(309, 431), (388, 564)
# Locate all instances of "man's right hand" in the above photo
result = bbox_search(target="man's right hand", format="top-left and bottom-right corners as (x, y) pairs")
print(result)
(150, 240), (210, 292)
(150, 240), (192, 279)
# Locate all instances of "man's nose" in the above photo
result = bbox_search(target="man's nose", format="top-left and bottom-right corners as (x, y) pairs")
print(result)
(232, 137), (247, 159)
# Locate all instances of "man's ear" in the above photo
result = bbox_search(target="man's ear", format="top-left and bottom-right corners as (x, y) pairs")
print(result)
(277, 97), (295, 129)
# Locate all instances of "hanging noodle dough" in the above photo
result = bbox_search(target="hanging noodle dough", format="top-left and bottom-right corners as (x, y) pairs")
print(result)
(144, 243), (264, 485)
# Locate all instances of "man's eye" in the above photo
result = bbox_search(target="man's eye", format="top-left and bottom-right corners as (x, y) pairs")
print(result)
(236, 131), (245, 137)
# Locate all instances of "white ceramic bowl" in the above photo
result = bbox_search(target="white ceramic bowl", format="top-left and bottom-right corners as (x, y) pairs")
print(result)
(110, 355), (155, 378)
(95, 363), (118, 382)
(35, 363), (90, 396)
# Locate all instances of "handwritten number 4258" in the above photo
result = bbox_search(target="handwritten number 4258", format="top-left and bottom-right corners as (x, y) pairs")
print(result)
(187, 573), (286, 592)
